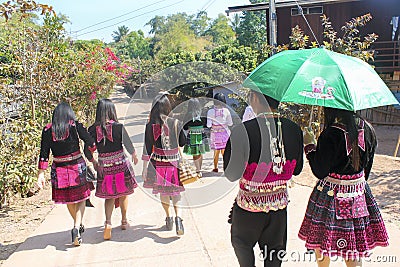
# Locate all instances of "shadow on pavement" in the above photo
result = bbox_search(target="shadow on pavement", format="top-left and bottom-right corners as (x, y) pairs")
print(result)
(11, 224), (180, 253)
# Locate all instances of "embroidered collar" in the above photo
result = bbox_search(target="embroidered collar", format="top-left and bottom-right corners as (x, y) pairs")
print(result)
(214, 108), (224, 118)
(153, 123), (169, 140)
(51, 120), (75, 141)
(96, 121), (114, 143)
(331, 120), (366, 155)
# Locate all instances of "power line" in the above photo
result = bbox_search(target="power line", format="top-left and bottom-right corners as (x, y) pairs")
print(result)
(202, 0), (217, 12)
(75, 0), (167, 33)
(76, 0), (185, 37)
(201, 0), (214, 11)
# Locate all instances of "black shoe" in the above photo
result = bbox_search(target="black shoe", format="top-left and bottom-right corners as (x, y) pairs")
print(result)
(71, 228), (81, 246)
(85, 199), (94, 208)
(175, 216), (184, 236)
(79, 224), (85, 235)
(165, 217), (174, 231)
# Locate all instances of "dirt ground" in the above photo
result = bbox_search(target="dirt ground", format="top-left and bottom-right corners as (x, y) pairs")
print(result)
(0, 125), (399, 264)
(0, 186), (53, 263)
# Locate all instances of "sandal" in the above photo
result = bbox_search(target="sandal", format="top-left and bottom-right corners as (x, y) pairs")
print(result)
(175, 216), (184, 236)
(71, 228), (81, 246)
(212, 168), (218, 173)
(79, 224), (85, 235)
(121, 219), (129, 230)
(103, 221), (112, 240)
(165, 217), (174, 231)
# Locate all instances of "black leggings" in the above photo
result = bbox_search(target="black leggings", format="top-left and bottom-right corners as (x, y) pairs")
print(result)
(231, 202), (287, 267)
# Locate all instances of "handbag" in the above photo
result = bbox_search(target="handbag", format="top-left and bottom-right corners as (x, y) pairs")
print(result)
(73, 123), (97, 182)
(86, 165), (97, 182)
(174, 119), (200, 185)
(179, 157), (200, 185)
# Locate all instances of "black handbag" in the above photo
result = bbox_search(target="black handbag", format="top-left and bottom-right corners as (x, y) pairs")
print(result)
(86, 165), (97, 182)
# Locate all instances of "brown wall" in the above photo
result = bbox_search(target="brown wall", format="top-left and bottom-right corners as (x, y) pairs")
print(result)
(276, 0), (400, 45)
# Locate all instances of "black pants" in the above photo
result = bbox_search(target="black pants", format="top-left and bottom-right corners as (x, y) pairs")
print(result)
(231, 202), (287, 267)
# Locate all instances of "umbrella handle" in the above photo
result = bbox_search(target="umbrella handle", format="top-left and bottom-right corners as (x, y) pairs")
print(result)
(309, 106), (314, 128)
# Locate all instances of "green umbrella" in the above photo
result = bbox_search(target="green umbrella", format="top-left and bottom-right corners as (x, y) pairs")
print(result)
(243, 47), (399, 111)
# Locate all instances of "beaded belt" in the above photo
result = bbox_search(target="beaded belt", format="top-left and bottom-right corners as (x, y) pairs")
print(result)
(211, 125), (227, 133)
(189, 126), (203, 134)
(325, 176), (365, 186)
(98, 150), (125, 167)
(98, 151), (125, 161)
(151, 147), (180, 162)
(318, 173), (365, 197)
(53, 152), (82, 163)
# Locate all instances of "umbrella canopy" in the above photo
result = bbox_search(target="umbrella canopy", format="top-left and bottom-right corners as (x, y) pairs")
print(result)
(243, 47), (399, 111)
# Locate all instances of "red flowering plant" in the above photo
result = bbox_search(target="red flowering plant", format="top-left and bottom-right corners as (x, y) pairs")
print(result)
(64, 45), (135, 122)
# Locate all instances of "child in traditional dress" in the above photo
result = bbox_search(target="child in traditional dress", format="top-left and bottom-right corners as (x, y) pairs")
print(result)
(299, 107), (389, 267)
(84, 99), (138, 240)
(207, 93), (233, 172)
(37, 102), (97, 246)
(183, 98), (210, 176)
(142, 94), (186, 235)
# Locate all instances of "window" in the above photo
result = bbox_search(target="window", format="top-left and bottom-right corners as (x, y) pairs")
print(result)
(291, 6), (323, 16)
(308, 6), (323, 14)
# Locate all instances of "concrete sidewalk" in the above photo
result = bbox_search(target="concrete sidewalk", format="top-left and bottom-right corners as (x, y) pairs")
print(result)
(3, 89), (400, 266)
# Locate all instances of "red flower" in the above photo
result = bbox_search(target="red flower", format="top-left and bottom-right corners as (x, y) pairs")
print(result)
(90, 91), (97, 101)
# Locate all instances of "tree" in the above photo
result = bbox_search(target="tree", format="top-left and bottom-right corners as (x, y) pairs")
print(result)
(0, 1), (132, 203)
(231, 13), (241, 35)
(148, 13), (210, 57)
(207, 43), (259, 73)
(146, 15), (166, 35)
(111, 30), (151, 60)
(205, 14), (236, 45)
(236, 0), (267, 50)
(190, 11), (210, 36)
(112, 25), (129, 42)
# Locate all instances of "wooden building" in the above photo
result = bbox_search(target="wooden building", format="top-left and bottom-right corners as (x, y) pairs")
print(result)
(228, 0), (400, 126)
(227, 0), (400, 73)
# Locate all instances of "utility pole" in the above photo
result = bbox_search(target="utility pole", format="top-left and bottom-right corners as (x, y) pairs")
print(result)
(269, 0), (277, 54)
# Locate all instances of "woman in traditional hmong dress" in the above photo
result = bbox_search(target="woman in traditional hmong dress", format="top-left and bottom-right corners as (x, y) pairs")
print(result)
(142, 94), (186, 235)
(37, 102), (97, 246)
(207, 93), (233, 172)
(224, 91), (304, 267)
(183, 98), (210, 176)
(84, 99), (138, 240)
(298, 107), (389, 266)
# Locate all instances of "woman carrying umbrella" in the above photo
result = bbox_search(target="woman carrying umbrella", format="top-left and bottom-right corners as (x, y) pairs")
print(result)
(298, 108), (389, 266)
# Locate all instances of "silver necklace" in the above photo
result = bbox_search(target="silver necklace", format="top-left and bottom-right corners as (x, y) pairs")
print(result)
(259, 112), (286, 174)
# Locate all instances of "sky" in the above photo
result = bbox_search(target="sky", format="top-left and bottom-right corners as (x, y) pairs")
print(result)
(46, 0), (251, 43)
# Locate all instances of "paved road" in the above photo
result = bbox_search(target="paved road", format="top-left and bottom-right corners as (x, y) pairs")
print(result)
(3, 89), (400, 266)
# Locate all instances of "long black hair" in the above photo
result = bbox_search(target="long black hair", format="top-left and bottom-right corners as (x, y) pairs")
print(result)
(324, 107), (362, 170)
(149, 94), (172, 125)
(185, 98), (202, 122)
(213, 93), (226, 107)
(51, 102), (76, 141)
(95, 99), (118, 144)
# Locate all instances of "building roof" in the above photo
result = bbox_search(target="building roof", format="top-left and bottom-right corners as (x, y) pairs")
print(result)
(226, 0), (361, 14)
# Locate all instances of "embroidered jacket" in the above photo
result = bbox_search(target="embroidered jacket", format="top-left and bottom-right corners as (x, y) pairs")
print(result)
(223, 117), (303, 213)
(142, 118), (186, 162)
(84, 121), (135, 161)
(38, 121), (96, 169)
(304, 120), (376, 180)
